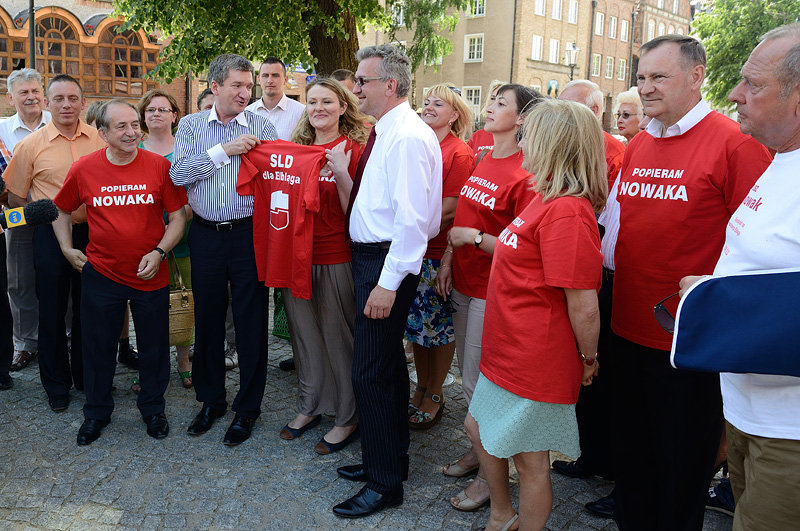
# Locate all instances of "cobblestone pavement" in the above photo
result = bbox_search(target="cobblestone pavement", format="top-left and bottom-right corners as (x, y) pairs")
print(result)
(1, 326), (732, 530)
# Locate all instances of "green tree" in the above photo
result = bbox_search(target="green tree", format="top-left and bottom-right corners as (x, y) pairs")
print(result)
(694, 0), (800, 109)
(113, 0), (467, 81)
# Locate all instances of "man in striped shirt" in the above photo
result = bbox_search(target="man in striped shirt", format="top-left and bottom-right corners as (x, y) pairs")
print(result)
(170, 53), (277, 447)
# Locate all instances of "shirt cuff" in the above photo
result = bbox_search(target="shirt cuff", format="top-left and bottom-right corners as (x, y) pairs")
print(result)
(207, 144), (230, 168)
(377, 268), (404, 291)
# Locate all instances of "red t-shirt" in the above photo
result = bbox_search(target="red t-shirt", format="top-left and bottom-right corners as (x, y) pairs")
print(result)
(612, 111), (772, 350)
(452, 150), (536, 299)
(604, 131), (625, 188)
(237, 140), (326, 300)
(426, 133), (474, 260)
(467, 128), (493, 154)
(54, 148), (187, 291)
(313, 136), (364, 264)
(481, 195), (602, 404)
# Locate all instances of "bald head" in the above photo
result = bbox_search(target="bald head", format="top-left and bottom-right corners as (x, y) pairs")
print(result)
(559, 80), (603, 120)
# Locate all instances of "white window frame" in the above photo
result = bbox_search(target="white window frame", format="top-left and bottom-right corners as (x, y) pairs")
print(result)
(552, 0), (562, 20)
(549, 39), (560, 64)
(658, 22), (666, 37)
(463, 86), (482, 118)
(673, 0), (679, 14)
(609, 16), (617, 39)
(568, 0), (578, 24)
(595, 12), (605, 36)
(657, 0), (664, 9)
(532, 35), (544, 61)
(392, 2), (405, 27)
(668, 24), (675, 34)
(605, 56), (614, 79)
(468, 0), (486, 18)
(534, 0), (545, 16)
(620, 19), (629, 42)
(591, 53), (601, 77)
(648, 19), (656, 41)
(677, 27), (684, 35)
(618, 58), (627, 81)
(464, 34), (485, 63)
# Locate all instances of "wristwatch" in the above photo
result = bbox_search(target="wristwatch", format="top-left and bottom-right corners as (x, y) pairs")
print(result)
(579, 349), (598, 365)
(154, 247), (167, 261)
(474, 231), (484, 248)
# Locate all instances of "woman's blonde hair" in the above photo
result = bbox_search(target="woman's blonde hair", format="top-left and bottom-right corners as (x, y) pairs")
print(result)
(291, 78), (371, 146)
(423, 83), (474, 140)
(614, 86), (643, 115)
(136, 89), (180, 134)
(522, 99), (608, 213)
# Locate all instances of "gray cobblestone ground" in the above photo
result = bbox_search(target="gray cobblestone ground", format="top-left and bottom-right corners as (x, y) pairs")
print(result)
(1, 321), (732, 530)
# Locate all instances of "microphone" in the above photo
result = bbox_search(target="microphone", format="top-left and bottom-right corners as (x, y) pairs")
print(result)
(1, 199), (59, 230)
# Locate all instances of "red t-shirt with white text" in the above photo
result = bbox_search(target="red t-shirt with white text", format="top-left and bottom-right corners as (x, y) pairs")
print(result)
(452, 150), (536, 299)
(238, 140), (327, 300)
(481, 195), (602, 403)
(467, 128), (493, 154)
(604, 131), (625, 188)
(612, 112), (772, 350)
(313, 136), (364, 264)
(426, 133), (474, 259)
(54, 148), (187, 290)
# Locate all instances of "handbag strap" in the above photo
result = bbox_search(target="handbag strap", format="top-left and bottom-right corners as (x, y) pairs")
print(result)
(169, 251), (186, 291)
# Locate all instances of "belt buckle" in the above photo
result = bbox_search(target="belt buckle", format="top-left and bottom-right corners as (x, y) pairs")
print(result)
(216, 221), (233, 232)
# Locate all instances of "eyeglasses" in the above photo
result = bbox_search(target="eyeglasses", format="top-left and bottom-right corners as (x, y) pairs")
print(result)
(653, 292), (679, 334)
(616, 111), (640, 120)
(354, 76), (383, 87)
(145, 107), (174, 114)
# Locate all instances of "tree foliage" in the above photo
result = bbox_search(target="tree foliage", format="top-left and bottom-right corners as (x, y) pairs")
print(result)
(693, 0), (800, 109)
(113, 0), (467, 81)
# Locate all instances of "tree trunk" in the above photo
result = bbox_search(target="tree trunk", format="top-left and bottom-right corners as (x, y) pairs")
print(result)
(308, 0), (359, 75)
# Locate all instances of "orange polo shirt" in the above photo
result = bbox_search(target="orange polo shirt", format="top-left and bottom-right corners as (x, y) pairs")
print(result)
(4, 120), (106, 224)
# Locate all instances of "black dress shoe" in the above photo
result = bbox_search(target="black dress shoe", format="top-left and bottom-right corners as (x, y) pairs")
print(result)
(585, 493), (616, 519)
(223, 414), (256, 446)
(49, 395), (69, 412)
(332, 485), (403, 518)
(552, 459), (593, 478)
(337, 464), (369, 482)
(118, 341), (140, 369)
(0, 373), (12, 390)
(77, 418), (110, 446)
(143, 413), (170, 439)
(187, 405), (226, 436)
(278, 358), (295, 371)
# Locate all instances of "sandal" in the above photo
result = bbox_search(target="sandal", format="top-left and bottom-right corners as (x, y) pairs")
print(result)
(442, 460), (479, 478)
(178, 370), (193, 389)
(450, 476), (490, 512)
(11, 350), (36, 371)
(408, 386), (426, 418)
(499, 514), (519, 531)
(131, 377), (141, 395)
(409, 393), (444, 430)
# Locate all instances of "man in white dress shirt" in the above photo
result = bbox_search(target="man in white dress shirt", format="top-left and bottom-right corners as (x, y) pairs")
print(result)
(0, 68), (51, 373)
(245, 57), (305, 141)
(332, 44), (442, 519)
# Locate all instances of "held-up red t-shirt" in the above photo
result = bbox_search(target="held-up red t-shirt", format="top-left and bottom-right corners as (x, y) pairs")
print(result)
(480, 195), (602, 404)
(426, 133), (474, 260)
(54, 148), (187, 291)
(604, 131), (625, 188)
(237, 140), (327, 300)
(313, 136), (364, 264)
(452, 150), (536, 299)
(612, 111), (772, 350)
(467, 128), (493, 154)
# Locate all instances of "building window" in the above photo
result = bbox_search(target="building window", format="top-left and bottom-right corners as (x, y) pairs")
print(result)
(424, 54), (442, 66)
(595, 12), (605, 35)
(591, 53), (601, 77)
(677, 27), (684, 35)
(468, 0), (486, 17)
(618, 58), (627, 80)
(609, 16), (617, 39)
(534, 0), (545, 16)
(668, 24), (675, 34)
(658, 22), (666, 37)
(549, 39), (560, 64)
(463, 86), (482, 118)
(605, 56), (614, 79)
(657, 0), (664, 8)
(568, 0), (579, 24)
(673, 0), (679, 14)
(552, 0), (562, 20)
(1, 20), (27, 76)
(392, 2), (405, 26)
(621, 19), (629, 42)
(464, 34), (484, 63)
(532, 35), (544, 61)
(96, 24), (157, 96)
(648, 19), (656, 41)
(35, 16), (80, 78)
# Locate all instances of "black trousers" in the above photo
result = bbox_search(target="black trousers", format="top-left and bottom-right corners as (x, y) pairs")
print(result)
(611, 334), (723, 531)
(80, 263), (170, 420)
(0, 234), (13, 375)
(574, 268), (615, 479)
(33, 223), (88, 399)
(188, 220), (268, 418)
(350, 242), (420, 495)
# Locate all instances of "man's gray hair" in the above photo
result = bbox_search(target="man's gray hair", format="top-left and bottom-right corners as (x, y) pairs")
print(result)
(95, 99), (140, 131)
(761, 22), (800, 98)
(640, 34), (706, 69)
(356, 44), (411, 98)
(7, 68), (44, 93)
(565, 79), (603, 111)
(208, 54), (254, 86)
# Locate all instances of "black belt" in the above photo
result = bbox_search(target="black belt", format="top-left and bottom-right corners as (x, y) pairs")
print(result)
(350, 241), (391, 252)
(603, 267), (615, 280)
(194, 214), (252, 232)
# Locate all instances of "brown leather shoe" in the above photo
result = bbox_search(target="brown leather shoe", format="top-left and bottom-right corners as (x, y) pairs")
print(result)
(11, 350), (35, 371)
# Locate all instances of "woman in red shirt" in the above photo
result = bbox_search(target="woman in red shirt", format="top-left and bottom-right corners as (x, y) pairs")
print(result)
(405, 84), (474, 430)
(435, 84), (542, 511)
(279, 78), (369, 454)
(453, 99), (607, 530)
